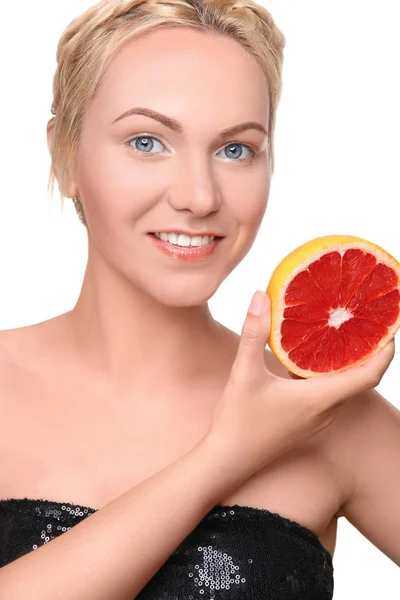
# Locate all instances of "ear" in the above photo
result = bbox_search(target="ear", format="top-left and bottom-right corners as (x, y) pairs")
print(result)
(46, 118), (55, 154)
(46, 118), (78, 199)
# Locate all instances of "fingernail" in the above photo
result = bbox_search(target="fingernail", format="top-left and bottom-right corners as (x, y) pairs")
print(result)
(249, 290), (267, 316)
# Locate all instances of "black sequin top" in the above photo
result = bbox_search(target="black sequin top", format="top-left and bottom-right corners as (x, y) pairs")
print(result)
(0, 498), (334, 599)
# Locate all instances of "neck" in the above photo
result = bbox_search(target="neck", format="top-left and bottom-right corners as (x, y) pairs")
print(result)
(63, 260), (225, 386)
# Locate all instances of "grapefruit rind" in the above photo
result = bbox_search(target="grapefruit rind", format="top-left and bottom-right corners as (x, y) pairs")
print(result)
(267, 235), (400, 378)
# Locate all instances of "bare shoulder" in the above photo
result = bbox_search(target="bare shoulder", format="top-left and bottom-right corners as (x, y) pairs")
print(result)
(0, 322), (56, 408)
(0, 327), (20, 381)
(0, 315), (66, 368)
(0, 327), (32, 408)
(318, 385), (400, 563)
(0, 329), (28, 443)
(0, 324), (38, 369)
(0, 323), (37, 355)
(315, 385), (400, 517)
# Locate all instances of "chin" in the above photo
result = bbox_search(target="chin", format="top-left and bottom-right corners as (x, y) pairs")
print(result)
(140, 274), (222, 308)
(151, 286), (217, 308)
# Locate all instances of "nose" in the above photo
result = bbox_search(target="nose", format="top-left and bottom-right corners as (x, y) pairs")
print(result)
(167, 152), (223, 217)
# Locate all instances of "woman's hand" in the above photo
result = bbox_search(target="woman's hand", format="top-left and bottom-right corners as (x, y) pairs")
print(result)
(207, 291), (395, 477)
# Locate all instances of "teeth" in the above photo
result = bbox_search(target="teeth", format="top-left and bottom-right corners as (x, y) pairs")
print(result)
(154, 233), (215, 247)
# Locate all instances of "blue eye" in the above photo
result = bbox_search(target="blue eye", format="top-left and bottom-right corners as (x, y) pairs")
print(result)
(127, 136), (257, 162)
(220, 143), (255, 161)
(129, 136), (164, 154)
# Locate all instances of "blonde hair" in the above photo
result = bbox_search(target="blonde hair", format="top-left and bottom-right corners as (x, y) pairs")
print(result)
(48, 0), (286, 224)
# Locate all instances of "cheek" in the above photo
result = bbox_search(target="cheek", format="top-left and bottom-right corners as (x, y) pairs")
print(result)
(230, 169), (271, 226)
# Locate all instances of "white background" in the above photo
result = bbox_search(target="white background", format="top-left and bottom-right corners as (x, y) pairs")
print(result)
(0, 0), (399, 596)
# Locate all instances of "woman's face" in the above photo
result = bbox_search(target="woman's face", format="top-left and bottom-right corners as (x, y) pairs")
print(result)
(73, 27), (271, 307)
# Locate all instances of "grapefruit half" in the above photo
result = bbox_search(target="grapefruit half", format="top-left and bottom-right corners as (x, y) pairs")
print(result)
(267, 235), (400, 378)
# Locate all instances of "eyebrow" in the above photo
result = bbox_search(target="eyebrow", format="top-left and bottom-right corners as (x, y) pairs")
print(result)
(112, 106), (268, 139)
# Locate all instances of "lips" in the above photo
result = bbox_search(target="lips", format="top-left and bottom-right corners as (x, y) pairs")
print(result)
(149, 231), (224, 238)
(148, 231), (223, 262)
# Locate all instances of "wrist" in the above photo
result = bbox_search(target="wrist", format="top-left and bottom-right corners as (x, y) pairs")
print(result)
(197, 432), (254, 492)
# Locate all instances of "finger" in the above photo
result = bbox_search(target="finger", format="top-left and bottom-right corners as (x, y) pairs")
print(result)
(232, 291), (273, 380)
(304, 340), (396, 407)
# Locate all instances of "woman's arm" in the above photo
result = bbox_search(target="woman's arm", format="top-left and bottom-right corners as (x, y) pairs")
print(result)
(0, 435), (253, 600)
(322, 387), (400, 567)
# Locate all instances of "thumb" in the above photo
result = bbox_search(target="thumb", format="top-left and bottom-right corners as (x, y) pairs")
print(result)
(232, 290), (272, 380)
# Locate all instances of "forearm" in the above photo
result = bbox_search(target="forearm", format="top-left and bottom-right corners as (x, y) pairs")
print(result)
(0, 435), (251, 600)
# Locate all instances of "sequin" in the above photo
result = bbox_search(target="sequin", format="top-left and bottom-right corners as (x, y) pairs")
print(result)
(0, 500), (334, 599)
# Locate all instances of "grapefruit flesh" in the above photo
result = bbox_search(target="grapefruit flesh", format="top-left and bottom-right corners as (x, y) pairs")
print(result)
(267, 235), (400, 378)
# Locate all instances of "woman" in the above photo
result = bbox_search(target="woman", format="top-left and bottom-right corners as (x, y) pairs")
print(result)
(0, 0), (398, 598)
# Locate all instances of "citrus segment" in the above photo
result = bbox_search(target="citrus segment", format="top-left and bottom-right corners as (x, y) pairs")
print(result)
(267, 235), (400, 378)
(340, 249), (376, 305)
